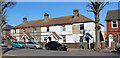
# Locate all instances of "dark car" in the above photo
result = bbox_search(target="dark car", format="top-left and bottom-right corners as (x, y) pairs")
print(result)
(45, 41), (67, 51)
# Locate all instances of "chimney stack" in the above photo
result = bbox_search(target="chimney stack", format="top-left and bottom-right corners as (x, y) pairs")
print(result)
(73, 8), (79, 19)
(23, 17), (27, 24)
(44, 13), (49, 22)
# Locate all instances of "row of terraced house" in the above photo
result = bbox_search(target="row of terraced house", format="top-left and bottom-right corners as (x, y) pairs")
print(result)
(9, 9), (105, 48)
(2, 9), (120, 49)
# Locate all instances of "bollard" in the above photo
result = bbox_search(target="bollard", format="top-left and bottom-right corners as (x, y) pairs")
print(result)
(111, 41), (115, 50)
(101, 41), (105, 49)
(84, 41), (87, 49)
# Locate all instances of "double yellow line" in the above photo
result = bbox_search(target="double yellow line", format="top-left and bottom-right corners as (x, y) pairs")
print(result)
(3, 54), (17, 56)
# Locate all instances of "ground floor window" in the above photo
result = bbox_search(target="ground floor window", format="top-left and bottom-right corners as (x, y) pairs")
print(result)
(44, 37), (47, 42)
(34, 38), (39, 42)
(63, 36), (66, 43)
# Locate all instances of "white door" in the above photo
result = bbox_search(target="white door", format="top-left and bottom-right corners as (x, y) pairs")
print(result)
(109, 34), (114, 47)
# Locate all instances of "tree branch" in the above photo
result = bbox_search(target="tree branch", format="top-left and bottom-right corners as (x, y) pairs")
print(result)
(99, 1), (109, 11)
(87, 10), (94, 12)
(87, 4), (96, 12)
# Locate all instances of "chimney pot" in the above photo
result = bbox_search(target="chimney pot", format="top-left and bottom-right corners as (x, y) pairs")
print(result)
(44, 13), (49, 22)
(23, 17), (27, 24)
(73, 8), (79, 19)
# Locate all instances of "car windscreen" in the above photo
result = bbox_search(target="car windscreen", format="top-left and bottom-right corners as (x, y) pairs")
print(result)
(33, 42), (38, 44)
(17, 42), (22, 44)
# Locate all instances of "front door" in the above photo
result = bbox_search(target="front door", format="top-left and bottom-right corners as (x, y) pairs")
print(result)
(109, 34), (114, 47)
(86, 37), (89, 49)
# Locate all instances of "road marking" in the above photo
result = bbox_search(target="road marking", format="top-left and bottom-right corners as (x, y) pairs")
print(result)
(4, 54), (17, 56)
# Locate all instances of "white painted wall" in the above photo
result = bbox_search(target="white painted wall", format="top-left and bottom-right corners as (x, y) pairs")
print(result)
(41, 27), (47, 32)
(40, 22), (98, 43)
(72, 22), (96, 43)
(84, 22), (96, 42)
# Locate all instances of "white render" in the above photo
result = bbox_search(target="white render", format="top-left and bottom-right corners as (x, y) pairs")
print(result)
(40, 22), (105, 45)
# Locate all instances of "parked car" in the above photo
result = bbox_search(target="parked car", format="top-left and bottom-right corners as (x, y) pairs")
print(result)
(25, 42), (43, 49)
(45, 41), (68, 51)
(11, 41), (25, 48)
(1, 42), (7, 47)
(115, 40), (120, 51)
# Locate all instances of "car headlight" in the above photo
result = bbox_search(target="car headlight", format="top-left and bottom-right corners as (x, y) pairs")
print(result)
(20, 45), (23, 46)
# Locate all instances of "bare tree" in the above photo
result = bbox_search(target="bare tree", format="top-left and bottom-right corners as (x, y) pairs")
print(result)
(0, 0), (16, 55)
(87, 0), (110, 50)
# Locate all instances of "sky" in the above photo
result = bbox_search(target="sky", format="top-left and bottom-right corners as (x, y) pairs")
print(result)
(6, 2), (119, 31)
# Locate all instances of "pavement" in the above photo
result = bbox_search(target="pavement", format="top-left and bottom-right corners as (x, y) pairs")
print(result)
(2, 46), (13, 54)
(2, 47), (120, 56)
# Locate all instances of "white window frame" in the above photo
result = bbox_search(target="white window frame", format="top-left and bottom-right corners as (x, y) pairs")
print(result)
(80, 24), (84, 30)
(111, 20), (118, 28)
(62, 26), (66, 31)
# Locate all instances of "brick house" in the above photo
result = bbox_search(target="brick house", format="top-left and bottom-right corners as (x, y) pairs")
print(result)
(105, 10), (120, 47)
(10, 9), (105, 48)
(2, 24), (13, 42)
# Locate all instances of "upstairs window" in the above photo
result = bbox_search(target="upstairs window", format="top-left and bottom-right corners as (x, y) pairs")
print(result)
(47, 27), (49, 32)
(14, 29), (16, 33)
(34, 28), (37, 32)
(112, 20), (118, 28)
(23, 29), (25, 33)
(80, 24), (84, 30)
(62, 26), (66, 31)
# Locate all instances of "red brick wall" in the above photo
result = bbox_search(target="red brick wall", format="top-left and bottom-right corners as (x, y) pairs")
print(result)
(106, 20), (120, 47)
(107, 20), (120, 31)
(39, 42), (80, 48)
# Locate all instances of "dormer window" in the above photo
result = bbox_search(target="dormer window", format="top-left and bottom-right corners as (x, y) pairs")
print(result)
(112, 20), (118, 28)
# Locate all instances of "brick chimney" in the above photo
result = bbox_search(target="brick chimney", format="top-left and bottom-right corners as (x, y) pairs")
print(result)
(44, 13), (49, 22)
(73, 8), (79, 19)
(23, 17), (27, 24)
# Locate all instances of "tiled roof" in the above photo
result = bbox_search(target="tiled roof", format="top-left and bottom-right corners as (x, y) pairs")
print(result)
(12, 14), (94, 29)
(26, 33), (32, 38)
(52, 32), (61, 39)
(2, 24), (13, 31)
(105, 10), (120, 20)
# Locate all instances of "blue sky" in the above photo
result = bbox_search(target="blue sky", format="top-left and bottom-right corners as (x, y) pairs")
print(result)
(6, 2), (119, 31)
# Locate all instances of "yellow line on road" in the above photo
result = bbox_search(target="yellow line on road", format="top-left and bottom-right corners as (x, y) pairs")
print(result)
(3, 54), (18, 56)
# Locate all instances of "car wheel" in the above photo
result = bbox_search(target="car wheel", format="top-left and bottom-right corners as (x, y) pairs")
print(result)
(57, 47), (61, 51)
(18, 45), (20, 48)
(45, 46), (50, 50)
(25, 46), (28, 48)
(34, 46), (37, 49)
(118, 47), (120, 51)
(64, 49), (67, 51)
(11, 46), (14, 48)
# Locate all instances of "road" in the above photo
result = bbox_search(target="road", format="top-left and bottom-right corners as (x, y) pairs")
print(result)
(2, 48), (120, 56)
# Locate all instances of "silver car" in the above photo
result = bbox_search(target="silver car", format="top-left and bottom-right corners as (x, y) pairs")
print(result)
(25, 42), (43, 49)
(1, 42), (7, 47)
(115, 40), (120, 51)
